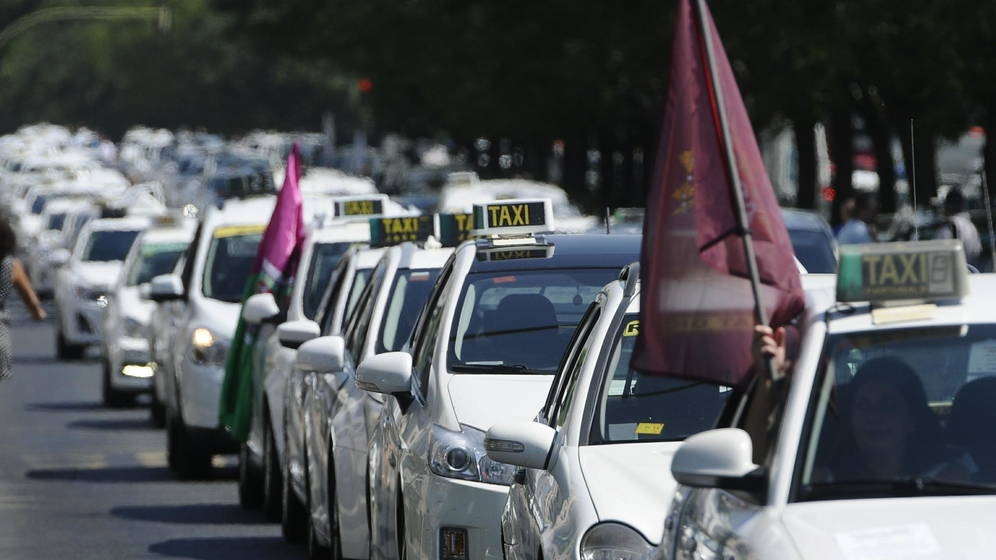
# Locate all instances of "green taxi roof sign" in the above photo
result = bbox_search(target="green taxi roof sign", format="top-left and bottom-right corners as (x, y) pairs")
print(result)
(836, 240), (969, 303)
(435, 213), (474, 247)
(471, 198), (555, 237)
(368, 216), (435, 247)
(332, 194), (388, 218)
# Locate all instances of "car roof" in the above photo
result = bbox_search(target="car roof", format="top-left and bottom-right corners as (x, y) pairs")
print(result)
(309, 221), (370, 243)
(396, 243), (453, 270)
(201, 195), (275, 226)
(86, 216), (152, 232)
(781, 208), (833, 233)
(466, 233), (641, 273)
(141, 226), (195, 244)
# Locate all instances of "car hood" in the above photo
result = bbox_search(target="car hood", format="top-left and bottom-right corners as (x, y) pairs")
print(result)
(578, 442), (680, 545)
(781, 496), (996, 559)
(446, 374), (553, 431)
(72, 262), (123, 291)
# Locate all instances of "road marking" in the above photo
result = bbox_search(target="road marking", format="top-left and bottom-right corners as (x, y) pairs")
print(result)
(134, 451), (167, 468)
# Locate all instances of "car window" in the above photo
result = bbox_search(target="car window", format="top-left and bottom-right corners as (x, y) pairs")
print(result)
(548, 306), (600, 428)
(201, 231), (262, 302)
(302, 241), (356, 320)
(81, 229), (140, 262)
(788, 229), (837, 273)
(343, 269), (371, 329)
(797, 325), (996, 501)
(412, 264), (454, 399)
(447, 268), (620, 374)
(377, 268), (441, 354)
(345, 263), (387, 360)
(590, 315), (726, 443)
(47, 213), (67, 231)
(127, 242), (187, 286)
(317, 261), (348, 335)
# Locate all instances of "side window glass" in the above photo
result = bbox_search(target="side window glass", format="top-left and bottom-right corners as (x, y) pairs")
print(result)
(319, 264), (349, 335)
(345, 266), (384, 359)
(411, 265), (453, 399)
(549, 307), (600, 427)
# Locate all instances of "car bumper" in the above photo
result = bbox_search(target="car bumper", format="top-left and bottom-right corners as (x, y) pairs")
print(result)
(177, 355), (226, 430)
(417, 474), (508, 559)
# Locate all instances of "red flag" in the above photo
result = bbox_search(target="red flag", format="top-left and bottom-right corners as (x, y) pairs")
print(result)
(632, 0), (804, 388)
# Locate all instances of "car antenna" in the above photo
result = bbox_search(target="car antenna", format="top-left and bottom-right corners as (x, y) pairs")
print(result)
(981, 168), (996, 267)
(909, 118), (919, 240)
(604, 207), (611, 234)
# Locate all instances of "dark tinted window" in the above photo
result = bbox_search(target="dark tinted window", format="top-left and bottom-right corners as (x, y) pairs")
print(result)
(82, 230), (140, 262)
(202, 232), (262, 302)
(378, 269), (441, 353)
(448, 268), (619, 373)
(47, 213), (67, 231)
(127, 243), (187, 286)
(789, 229), (837, 273)
(31, 195), (49, 214)
(591, 315), (726, 443)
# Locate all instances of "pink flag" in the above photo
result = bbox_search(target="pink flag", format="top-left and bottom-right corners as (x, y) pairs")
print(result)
(254, 143), (306, 290)
(632, 0), (804, 388)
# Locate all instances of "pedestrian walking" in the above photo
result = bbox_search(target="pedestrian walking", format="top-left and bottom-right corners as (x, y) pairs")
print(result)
(0, 213), (47, 379)
(836, 191), (879, 244)
(935, 188), (982, 267)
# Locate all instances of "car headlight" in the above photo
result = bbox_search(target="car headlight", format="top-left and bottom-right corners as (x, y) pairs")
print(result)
(580, 523), (656, 560)
(428, 424), (517, 485)
(190, 327), (229, 366)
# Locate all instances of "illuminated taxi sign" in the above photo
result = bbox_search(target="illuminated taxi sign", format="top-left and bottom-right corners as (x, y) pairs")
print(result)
(471, 199), (555, 236)
(369, 216), (434, 247)
(332, 195), (388, 218)
(836, 240), (968, 303)
(435, 213), (474, 247)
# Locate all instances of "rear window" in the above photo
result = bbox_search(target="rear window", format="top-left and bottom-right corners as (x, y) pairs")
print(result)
(82, 230), (140, 262)
(202, 232), (262, 302)
(789, 229), (837, 273)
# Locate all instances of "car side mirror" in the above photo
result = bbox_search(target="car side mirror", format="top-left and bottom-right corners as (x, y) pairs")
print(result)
(138, 283), (151, 300)
(295, 335), (345, 373)
(671, 428), (765, 494)
(485, 421), (556, 470)
(148, 274), (184, 302)
(242, 292), (280, 325)
(356, 352), (414, 411)
(277, 319), (320, 350)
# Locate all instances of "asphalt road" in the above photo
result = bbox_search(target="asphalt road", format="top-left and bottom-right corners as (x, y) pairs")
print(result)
(0, 298), (299, 560)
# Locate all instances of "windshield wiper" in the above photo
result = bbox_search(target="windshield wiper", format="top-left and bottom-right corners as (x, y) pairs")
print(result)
(803, 477), (996, 500)
(450, 363), (550, 375)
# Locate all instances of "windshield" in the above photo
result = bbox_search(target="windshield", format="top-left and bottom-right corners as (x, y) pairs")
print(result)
(303, 242), (355, 320)
(127, 242), (187, 286)
(378, 269), (441, 353)
(788, 229), (837, 273)
(591, 315), (727, 443)
(798, 325), (996, 500)
(448, 268), (619, 373)
(202, 231), (262, 302)
(81, 230), (140, 262)
(47, 213), (67, 231)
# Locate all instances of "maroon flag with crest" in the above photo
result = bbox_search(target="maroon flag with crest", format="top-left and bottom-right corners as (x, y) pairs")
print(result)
(632, 0), (804, 388)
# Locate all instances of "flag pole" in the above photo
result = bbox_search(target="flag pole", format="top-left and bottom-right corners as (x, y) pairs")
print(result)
(692, 0), (778, 378)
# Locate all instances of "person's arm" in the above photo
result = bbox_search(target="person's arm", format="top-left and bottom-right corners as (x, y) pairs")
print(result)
(11, 259), (46, 321)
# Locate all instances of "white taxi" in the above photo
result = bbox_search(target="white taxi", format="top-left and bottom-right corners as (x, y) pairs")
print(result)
(486, 265), (726, 560)
(100, 220), (194, 407)
(54, 215), (151, 359)
(148, 196), (274, 478)
(237, 199), (387, 516)
(662, 240), (996, 559)
(302, 219), (455, 557)
(356, 199), (642, 560)
(280, 244), (385, 542)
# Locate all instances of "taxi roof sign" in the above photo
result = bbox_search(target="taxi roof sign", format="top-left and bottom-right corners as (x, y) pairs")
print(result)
(836, 240), (969, 304)
(369, 216), (434, 247)
(471, 198), (555, 237)
(331, 194), (389, 219)
(435, 213), (474, 247)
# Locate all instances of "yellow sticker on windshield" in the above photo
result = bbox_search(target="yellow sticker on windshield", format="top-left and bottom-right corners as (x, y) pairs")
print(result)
(213, 224), (265, 238)
(623, 320), (640, 337)
(635, 423), (664, 435)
